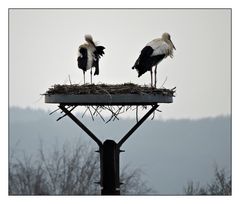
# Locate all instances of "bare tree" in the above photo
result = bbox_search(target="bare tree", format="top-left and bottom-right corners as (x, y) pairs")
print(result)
(184, 166), (231, 195)
(9, 153), (49, 195)
(120, 165), (153, 195)
(9, 141), (153, 195)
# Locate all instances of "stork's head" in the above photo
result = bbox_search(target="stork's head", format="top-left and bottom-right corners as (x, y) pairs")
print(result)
(162, 32), (176, 50)
(84, 34), (96, 46)
(85, 34), (93, 41)
(162, 32), (171, 40)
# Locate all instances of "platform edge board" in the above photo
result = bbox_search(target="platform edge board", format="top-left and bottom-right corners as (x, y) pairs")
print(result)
(45, 94), (173, 105)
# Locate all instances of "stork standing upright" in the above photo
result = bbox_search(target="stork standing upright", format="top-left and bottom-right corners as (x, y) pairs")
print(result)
(77, 35), (105, 84)
(132, 32), (176, 87)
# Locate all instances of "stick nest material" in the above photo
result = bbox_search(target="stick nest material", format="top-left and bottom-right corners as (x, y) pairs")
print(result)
(45, 83), (176, 96)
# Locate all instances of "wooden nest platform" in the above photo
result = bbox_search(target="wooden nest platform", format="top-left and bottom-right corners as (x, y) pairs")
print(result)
(44, 83), (175, 106)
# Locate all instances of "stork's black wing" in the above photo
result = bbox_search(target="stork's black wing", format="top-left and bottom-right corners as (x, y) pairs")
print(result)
(77, 47), (88, 71)
(132, 46), (166, 77)
(93, 46), (105, 75)
(95, 46), (105, 57)
(132, 46), (154, 77)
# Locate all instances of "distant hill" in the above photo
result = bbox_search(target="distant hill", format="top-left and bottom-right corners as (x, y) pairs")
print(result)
(9, 106), (231, 194)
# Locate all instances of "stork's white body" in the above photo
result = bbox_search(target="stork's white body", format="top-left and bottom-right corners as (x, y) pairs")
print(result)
(147, 40), (172, 58)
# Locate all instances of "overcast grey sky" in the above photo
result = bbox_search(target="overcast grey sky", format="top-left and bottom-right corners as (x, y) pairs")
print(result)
(9, 9), (231, 119)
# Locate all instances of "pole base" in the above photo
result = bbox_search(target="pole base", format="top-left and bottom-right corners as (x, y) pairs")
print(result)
(101, 189), (120, 195)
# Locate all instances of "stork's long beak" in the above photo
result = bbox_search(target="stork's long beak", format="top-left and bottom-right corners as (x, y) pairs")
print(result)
(169, 38), (176, 50)
(172, 40), (176, 50)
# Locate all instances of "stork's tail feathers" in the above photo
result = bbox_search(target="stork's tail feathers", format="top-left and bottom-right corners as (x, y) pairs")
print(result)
(132, 64), (144, 77)
(132, 58), (145, 77)
(132, 58), (139, 70)
(94, 66), (99, 75)
(96, 46), (105, 57)
(93, 46), (105, 76)
(136, 68), (144, 77)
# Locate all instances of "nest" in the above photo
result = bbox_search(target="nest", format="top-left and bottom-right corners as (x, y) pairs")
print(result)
(45, 83), (176, 123)
(45, 83), (176, 96)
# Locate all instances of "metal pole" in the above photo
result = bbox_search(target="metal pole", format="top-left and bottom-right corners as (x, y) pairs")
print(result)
(117, 104), (159, 148)
(101, 140), (120, 195)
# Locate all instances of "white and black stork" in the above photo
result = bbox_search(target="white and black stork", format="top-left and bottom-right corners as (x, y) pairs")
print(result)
(132, 32), (176, 87)
(77, 35), (105, 84)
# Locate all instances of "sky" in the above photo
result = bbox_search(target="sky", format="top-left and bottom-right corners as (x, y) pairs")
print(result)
(9, 9), (231, 119)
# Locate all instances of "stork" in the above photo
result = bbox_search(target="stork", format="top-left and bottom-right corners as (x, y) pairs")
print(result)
(132, 32), (176, 87)
(77, 35), (105, 84)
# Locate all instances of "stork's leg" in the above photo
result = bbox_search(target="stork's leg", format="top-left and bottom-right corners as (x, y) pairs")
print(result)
(90, 67), (92, 84)
(150, 68), (153, 87)
(154, 65), (157, 88)
(83, 71), (85, 84)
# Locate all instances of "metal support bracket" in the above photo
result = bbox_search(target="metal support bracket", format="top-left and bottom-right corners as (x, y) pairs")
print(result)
(117, 104), (159, 148)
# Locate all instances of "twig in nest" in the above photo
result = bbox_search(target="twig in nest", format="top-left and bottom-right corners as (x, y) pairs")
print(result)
(87, 106), (94, 121)
(105, 116), (113, 124)
(96, 85), (112, 100)
(113, 106), (123, 121)
(105, 107), (115, 124)
(160, 76), (168, 88)
(81, 106), (94, 121)
(126, 106), (132, 111)
(141, 105), (147, 110)
(57, 106), (76, 121)
(33, 95), (44, 104)
(105, 106), (120, 123)
(92, 106), (99, 116)
(151, 106), (162, 120)
(49, 107), (60, 115)
(136, 106), (139, 122)
(56, 104), (162, 123)
(131, 106), (137, 111)
(68, 75), (72, 85)
(117, 106), (125, 115)
(91, 106), (105, 122)
(151, 111), (155, 120)
(82, 107), (88, 118)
